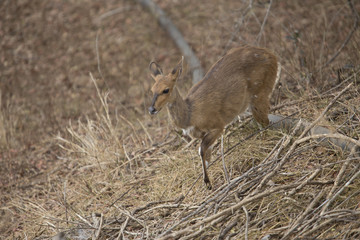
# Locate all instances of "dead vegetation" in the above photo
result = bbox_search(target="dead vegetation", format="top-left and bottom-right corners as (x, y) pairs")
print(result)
(1, 0), (360, 239)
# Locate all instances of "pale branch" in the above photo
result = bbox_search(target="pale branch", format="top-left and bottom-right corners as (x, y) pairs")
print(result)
(268, 83), (358, 153)
(255, 0), (273, 44)
(242, 206), (249, 240)
(268, 114), (360, 153)
(137, 0), (204, 84)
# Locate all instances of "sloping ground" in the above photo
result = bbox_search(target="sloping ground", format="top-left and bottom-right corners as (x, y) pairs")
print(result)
(0, 0), (359, 239)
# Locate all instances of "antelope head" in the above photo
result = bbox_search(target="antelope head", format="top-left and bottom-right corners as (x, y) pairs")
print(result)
(148, 57), (183, 115)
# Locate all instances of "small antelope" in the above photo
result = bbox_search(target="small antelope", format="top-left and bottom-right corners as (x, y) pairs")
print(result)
(148, 46), (280, 189)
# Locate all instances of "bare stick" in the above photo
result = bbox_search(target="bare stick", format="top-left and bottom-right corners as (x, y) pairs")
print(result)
(92, 213), (103, 240)
(281, 190), (325, 239)
(221, 135), (230, 184)
(218, 216), (239, 240)
(95, 31), (104, 80)
(95, 6), (132, 24)
(63, 181), (68, 226)
(116, 216), (129, 240)
(137, 0), (204, 84)
(114, 205), (147, 229)
(320, 167), (360, 217)
(256, 0), (273, 44)
(254, 119), (303, 192)
(243, 206), (249, 240)
(300, 219), (334, 238)
(289, 168), (321, 196)
(295, 133), (360, 151)
(320, 156), (349, 216)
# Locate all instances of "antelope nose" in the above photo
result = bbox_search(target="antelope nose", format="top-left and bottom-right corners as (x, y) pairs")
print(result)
(148, 106), (157, 115)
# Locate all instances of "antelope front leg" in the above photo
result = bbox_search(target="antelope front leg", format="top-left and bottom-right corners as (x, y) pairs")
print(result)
(199, 129), (223, 190)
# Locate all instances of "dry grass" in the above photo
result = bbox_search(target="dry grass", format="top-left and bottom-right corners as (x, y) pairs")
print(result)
(1, 0), (360, 239)
(11, 77), (359, 239)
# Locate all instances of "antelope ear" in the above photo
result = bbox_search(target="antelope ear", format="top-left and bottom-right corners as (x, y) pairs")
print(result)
(149, 61), (163, 78)
(171, 56), (183, 81)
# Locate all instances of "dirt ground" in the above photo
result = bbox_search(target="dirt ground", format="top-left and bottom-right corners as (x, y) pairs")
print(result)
(1, 0), (360, 239)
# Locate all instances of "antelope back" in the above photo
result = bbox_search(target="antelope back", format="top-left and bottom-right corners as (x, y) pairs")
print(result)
(185, 46), (278, 128)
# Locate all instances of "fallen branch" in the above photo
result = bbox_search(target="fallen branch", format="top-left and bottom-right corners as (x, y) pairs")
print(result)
(137, 0), (204, 84)
(268, 83), (358, 153)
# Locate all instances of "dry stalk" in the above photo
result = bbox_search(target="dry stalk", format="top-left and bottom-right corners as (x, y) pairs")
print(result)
(157, 183), (299, 239)
(95, 31), (105, 81)
(221, 135), (230, 184)
(281, 189), (325, 239)
(320, 147), (357, 217)
(255, 0), (273, 44)
(137, 118), (153, 146)
(288, 168), (321, 196)
(255, 83), (353, 192)
(254, 119), (303, 192)
(322, 0), (359, 68)
(116, 216), (129, 240)
(242, 206), (249, 240)
(218, 217), (239, 240)
(92, 213), (103, 240)
(115, 206), (146, 228)
(320, 167), (360, 216)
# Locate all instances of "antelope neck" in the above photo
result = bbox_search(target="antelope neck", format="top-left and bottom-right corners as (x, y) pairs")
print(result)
(167, 87), (191, 129)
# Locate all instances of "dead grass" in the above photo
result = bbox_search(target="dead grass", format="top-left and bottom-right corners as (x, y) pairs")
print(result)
(1, 0), (360, 239)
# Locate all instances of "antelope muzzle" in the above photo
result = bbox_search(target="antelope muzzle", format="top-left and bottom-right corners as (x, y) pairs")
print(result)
(148, 106), (158, 115)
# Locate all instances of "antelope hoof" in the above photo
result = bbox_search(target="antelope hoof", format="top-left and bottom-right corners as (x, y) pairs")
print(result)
(204, 177), (212, 190)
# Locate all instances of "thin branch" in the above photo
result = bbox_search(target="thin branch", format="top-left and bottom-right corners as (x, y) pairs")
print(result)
(320, 168), (360, 217)
(255, 83), (353, 192)
(281, 190), (325, 239)
(96, 31), (105, 80)
(92, 213), (103, 240)
(322, 0), (359, 68)
(243, 206), (249, 240)
(221, 135), (230, 184)
(256, 0), (273, 44)
(218, 216), (239, 240)
(95, 6), (132, 24)
(157, 183), (299, 239)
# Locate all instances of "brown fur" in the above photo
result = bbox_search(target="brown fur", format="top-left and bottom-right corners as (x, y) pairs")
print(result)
(149, 46), (279, 189)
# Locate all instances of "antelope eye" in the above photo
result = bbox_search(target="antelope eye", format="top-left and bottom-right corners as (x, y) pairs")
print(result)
(162, 88), (170, 94)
